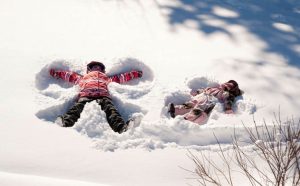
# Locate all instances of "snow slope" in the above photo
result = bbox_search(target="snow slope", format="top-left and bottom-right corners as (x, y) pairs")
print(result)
(0, 0), (300, 185)
(0, 171), (108, 186)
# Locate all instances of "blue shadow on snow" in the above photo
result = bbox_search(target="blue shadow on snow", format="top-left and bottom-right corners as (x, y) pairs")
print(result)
(159, 0), (300, 68)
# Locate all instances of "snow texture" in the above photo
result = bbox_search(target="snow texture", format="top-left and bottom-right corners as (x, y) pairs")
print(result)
(1, 0), (300, 185)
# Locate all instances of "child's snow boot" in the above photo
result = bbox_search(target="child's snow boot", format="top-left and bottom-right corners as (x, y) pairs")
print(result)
(54, 116), (66, 127)
(117, 120), (132, 134)
(168, 103), (175, 118)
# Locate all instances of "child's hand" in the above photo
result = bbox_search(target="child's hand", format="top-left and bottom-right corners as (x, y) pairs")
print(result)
(225, 109), (234, 114)
(190, 89), (203, 96)
(131, 70), (143, 78)
(49, 69), (58, 78)
(137, 71), (143, 77)
(190, 90), (198, 96)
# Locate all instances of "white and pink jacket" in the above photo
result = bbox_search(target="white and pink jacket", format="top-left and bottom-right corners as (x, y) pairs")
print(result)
(173, 80), (242, 125)
(50, 69), (142, 98)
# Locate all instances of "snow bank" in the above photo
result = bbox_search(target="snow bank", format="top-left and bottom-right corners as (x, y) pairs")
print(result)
(34, 58), (258, 151)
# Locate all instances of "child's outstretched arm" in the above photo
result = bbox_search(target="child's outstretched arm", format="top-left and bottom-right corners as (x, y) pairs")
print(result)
(109, 70), (143, 84)
(49, 69), (82, 84)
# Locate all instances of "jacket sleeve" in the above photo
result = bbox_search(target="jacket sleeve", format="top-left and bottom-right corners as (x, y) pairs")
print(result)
(50, 69), (82, 84)
(109, 70), (142, 84)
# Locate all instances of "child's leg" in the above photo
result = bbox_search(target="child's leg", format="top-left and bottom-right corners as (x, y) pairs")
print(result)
(183, 101), (215, 124)
(60, 97), (91, 127)
(191, 111), (208, 125)
(183, 109), (208, 125)
(184, 108), (201, 121)
(97, 97), (126, 133)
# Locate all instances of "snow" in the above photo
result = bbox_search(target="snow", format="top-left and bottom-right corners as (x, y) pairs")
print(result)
(0, 171), (108, 186)
(273, 22), (295, 33)
(1, 0), (300, 185)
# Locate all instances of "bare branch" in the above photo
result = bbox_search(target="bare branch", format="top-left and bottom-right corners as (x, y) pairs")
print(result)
(186, 111), (300, 186)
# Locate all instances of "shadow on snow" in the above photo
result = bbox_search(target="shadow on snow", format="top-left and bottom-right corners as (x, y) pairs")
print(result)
(159, 0), (300, 68)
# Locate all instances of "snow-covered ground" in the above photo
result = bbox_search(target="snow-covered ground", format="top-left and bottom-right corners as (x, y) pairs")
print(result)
(1, 0), (300, 185)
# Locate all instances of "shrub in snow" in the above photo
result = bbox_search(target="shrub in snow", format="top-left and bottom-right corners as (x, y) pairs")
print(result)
(188, 113), (300, 186)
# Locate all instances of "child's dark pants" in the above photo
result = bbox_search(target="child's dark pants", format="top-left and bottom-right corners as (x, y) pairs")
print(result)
(61, 96), (125, 132)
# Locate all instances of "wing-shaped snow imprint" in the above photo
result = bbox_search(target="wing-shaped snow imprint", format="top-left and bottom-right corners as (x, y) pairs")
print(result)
(34, 58), (157, 150)
(107, 57), (155, 99)
(35, 59), (82, 121)
(163, 76), (256, 118)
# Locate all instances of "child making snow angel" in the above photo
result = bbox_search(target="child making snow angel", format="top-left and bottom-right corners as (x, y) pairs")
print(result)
(49, 61), (143, 134)
(168, 80), (243, 125)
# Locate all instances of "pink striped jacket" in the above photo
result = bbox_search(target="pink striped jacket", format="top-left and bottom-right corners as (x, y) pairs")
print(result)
(50, 69), (142, 98)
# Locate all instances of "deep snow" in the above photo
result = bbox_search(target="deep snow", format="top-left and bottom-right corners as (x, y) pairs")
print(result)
(1, 0), (300, 185)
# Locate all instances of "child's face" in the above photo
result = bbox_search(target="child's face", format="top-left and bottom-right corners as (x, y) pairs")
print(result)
(91, 65), (104, 72)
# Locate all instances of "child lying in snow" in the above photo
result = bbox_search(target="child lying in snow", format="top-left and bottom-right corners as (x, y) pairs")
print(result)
(49, 61), (143, 134)
(168, 80), (243, 125)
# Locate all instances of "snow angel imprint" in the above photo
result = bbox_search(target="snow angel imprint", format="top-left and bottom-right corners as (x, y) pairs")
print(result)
(49, 61), (143, 134)
(168, 80), (243, 125)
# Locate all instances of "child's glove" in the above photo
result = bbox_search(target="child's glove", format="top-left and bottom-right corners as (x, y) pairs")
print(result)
(132, 70), (143, 78)
(49, 69), (58, 78)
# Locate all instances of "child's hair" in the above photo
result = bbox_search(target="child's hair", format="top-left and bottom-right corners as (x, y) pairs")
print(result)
(225, 80), (243, 96)
(87, 61), (106, 73)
